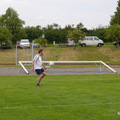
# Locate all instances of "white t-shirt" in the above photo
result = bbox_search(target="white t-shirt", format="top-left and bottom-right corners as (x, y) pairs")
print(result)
(33, 54), (43, 70)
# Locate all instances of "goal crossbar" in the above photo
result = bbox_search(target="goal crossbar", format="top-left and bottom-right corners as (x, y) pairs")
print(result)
(19, 61), (117, 74)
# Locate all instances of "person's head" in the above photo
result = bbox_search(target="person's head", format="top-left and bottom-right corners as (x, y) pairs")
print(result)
(38, 49), (43, 56)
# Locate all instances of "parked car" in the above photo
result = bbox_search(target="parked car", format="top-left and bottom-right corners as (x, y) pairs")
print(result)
(79, 36), (104, 47)
(0, 40), (12, 49)
(32, 43), (40, 48)
(68, 38), (77, 46)
(31, 40), (40, 48)
(20, 39), (30, 49)
(113, 41), (120, 47)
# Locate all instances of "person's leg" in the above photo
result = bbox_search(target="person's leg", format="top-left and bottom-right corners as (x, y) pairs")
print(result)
(36, 72), (46, 86)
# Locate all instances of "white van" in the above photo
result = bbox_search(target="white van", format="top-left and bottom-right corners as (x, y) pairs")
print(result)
(20, 39), (30, 49)
(79, 36), (104, 47)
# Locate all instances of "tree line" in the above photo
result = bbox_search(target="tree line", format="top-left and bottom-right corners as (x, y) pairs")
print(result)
(0, 0), (120, 46)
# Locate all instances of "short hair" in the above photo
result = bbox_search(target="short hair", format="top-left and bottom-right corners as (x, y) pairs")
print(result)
(38, 49), (43, 53)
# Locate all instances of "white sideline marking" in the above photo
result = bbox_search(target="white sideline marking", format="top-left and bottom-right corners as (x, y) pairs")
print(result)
(2, 102), (120, 110)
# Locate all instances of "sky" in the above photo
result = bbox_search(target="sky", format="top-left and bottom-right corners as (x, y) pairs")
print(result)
(0, 0), (118, 29)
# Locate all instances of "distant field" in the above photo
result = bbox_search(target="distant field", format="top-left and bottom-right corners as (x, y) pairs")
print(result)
(0, 74), (120, 120)
(0, 44), (120, 64)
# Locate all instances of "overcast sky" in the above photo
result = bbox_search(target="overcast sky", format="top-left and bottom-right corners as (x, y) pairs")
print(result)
(0, 0), (118, 29)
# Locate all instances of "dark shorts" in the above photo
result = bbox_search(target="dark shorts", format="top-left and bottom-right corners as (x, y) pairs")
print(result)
(35, 68), (44, 75)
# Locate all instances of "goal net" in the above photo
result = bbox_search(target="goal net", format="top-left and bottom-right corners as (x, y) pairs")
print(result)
(19, 61), (117, 75)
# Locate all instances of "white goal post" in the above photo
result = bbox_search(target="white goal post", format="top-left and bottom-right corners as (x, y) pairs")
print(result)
(19, 61), (117, 74)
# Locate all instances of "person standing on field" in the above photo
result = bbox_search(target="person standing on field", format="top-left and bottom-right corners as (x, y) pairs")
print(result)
(32, 49), (46, 87)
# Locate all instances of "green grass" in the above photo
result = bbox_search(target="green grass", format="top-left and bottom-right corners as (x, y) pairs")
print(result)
(2, 43), (120, 64)
(0, 65), (19, 68)
(0, 74), (120, 120)
(0, 64), (120, 68)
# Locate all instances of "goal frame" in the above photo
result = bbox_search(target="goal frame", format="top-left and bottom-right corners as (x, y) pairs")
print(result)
(19, 61), (117, 74)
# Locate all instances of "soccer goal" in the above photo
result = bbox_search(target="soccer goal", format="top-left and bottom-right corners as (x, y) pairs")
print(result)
(19, 61), (117, 75)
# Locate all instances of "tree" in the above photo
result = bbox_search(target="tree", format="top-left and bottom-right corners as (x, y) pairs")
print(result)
(53, 23), (61, 29)
(64, 24), (74, 30)
(46, 23), (61, 30)
(110, 0), (120, 25)
(105, 25), (120, 44)
(46, 24), (53, 30)
(45, 29), (67, 43)
(34, 36), (47, 47)
(76, 22), (84, 29)
(24, 26), (42, 42)
(0, 26), (12, 46)
(67, 29), (86, 49)
(0, 7), (25, 43)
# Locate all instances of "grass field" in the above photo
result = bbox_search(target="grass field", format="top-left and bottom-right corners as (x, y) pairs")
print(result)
(0, 74), (120, 120)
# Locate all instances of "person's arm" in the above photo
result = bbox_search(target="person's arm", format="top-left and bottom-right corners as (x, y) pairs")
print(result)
(32, 60), (34, 71)
(42, 63), (46, 70)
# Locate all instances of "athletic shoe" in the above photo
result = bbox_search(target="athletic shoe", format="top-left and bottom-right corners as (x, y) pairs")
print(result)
(36, 83), (40, 87)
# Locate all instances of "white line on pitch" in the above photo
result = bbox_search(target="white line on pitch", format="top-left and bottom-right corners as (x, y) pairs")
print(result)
(1, 102), (120, 110)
